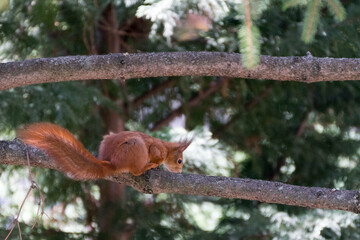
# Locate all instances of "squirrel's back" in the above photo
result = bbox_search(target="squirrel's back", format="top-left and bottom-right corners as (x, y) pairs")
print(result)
(99, 132), (154, 174)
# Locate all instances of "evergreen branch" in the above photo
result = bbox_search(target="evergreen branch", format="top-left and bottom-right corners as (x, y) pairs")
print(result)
(244, 0), (253, 64)
(4, 147), (46, 240)
(238, 25), (261, 69)
(282, 0), (308, 10)
(1, 140), (360, 214)
(239, 0), (261, 69)
(326, 0), (346, 22)
(4, 52), (360, 90)
(302, 0), (322, 43)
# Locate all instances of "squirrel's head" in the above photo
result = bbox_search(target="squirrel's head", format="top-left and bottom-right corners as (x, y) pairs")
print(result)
(164, 139), (192, 173)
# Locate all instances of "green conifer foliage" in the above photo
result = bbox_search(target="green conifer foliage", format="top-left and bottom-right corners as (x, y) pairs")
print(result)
(238, 24), (261, 69)
(326, 0), (346, 21)
(282, 0), (308, 10)
(302, 0), (322, 43)
(283, 0), (346, 44)
(237, 0), (265, 69)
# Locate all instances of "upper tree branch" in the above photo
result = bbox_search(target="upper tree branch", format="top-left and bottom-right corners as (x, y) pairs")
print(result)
(1, 140), (360, 214)
(1, 52), (360, 91)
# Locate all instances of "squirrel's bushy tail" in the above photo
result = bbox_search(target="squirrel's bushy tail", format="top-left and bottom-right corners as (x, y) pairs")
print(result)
(17, 123), (114, 180)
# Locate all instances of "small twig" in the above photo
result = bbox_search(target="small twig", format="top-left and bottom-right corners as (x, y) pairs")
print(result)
(31, 200), (41, 229)
(151, 77), (230, 131)
(131, 78), (175, 108)
(82, 26), (92, 54)
(43, 212), (50, 220)
(4, 222), (15, 240)
(37, 185), (47, 222)
(26, 146), (33, 183)
(213, 85), (273, 137)
(17, 221), (22, 240)
(30, 181), (47, 229)
(5, 145), (47, 239)
(26, 146), (47, 222)
(5, 187), (32, 240)
(98, 23), (148, 37)
(89, 25), (98, 55)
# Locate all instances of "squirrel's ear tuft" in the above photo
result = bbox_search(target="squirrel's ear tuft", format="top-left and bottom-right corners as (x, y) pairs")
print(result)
(178, 139), (192, 152)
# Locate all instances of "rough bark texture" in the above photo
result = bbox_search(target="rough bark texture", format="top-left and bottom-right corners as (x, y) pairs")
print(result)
(1, 140), (360, 214)
(1, 52), (360, 90)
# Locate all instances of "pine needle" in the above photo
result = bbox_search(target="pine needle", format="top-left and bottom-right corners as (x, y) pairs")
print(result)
(326, 0), (346, 22)
(238, 25), (261, 69)
(301, 0), (322, 43)
(282, 0), (308, 10)
(239, 0), (261, 69)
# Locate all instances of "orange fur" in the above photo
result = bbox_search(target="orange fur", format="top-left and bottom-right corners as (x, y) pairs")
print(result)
(17, 123), (191, 180)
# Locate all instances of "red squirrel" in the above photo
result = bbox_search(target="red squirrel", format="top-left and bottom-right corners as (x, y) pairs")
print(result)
(17, 123), (191, 180)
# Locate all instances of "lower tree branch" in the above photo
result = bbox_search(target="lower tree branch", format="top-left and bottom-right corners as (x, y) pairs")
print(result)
(1, 140), (360, 214)
(2, 52), (360, 91)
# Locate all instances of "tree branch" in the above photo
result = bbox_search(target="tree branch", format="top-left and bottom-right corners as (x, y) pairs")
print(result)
(151, 77), (229, 131)
(1, 52), (360, 91)
(213, 85), (273, 137)
(1, 140), (360, 214)
(131, 78), (175, 108)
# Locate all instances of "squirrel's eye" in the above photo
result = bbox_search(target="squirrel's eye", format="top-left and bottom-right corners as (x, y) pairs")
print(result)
(177, 159), (182, 164)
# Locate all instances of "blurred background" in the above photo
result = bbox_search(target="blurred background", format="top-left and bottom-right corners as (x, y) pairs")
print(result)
(1, 0), (360, 239)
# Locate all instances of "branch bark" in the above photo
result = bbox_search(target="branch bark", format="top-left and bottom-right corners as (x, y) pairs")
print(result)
(2, 140), (360, 214)
(1, 52), (360, 91)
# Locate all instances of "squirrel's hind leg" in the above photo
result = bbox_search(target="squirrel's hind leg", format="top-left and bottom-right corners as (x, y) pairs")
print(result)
(131, 162), (159, 176)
